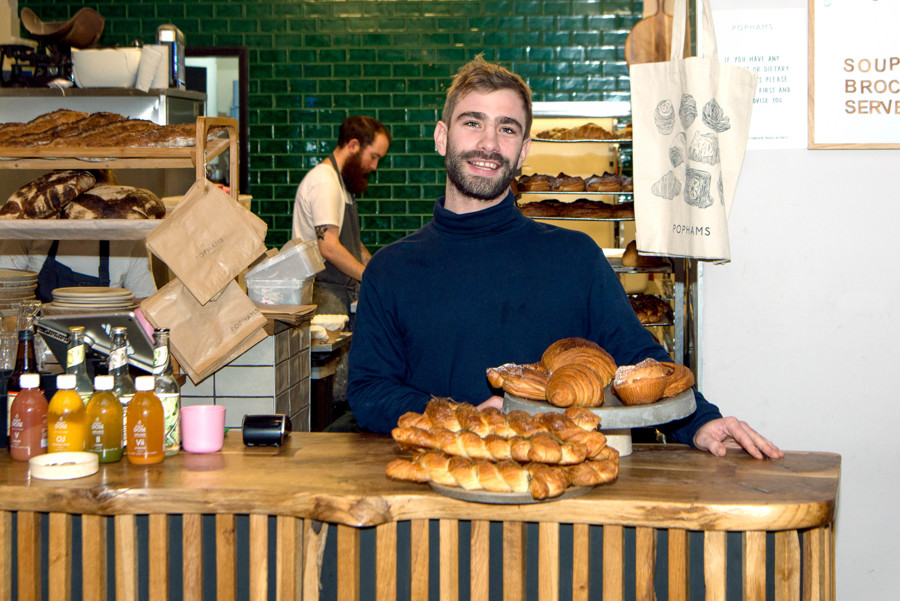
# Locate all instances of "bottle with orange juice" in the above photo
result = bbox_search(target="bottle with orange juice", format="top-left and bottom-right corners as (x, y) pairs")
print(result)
(126, 375), (164, 465)
(47, 374), (87, 453)
(85, 375), (123, 463)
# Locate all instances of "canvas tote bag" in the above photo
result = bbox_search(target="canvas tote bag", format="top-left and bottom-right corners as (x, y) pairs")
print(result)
(630, 0), (757, 263)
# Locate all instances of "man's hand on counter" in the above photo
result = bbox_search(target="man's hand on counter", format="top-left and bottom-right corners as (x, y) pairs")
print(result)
(693, 416), (785, 460)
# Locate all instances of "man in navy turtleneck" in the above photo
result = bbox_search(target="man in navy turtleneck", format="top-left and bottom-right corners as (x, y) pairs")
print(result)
(347, 56), (782, 459)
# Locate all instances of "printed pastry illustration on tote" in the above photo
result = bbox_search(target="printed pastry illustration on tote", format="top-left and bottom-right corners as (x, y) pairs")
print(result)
(650, 94), (729, 209)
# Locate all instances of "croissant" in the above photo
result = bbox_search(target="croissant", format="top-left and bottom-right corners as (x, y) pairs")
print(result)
(546, 363), (606, 408)
(385, 451), (572, 499)
(486, 362), (550, 400)
(541, 337), (617, 385)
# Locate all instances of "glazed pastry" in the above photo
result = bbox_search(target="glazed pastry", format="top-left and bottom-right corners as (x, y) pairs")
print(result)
(628, 294), (674, 325)
(541, 337), (617, 385)
(551, 173), (585, 192)
(611, 358), (670, 405)
(518, 198), (634, 219)
(660, 362), (695, 397)
(486, 361), (550, 400)
(516, 174), (552, 192)
(565, 447), (620, 486)
(546, 363), (606, 408)
(584, 172), (622, 192)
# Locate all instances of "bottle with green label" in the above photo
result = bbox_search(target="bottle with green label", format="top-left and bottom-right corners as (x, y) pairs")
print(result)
(66, 326), (94, 404)
(85, 375), (123, 463)
(152, 328), (181, 456)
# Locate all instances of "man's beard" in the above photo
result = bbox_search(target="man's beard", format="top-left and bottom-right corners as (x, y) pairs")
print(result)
(341, 152), (371, 195)
(445, 146), (516, 201)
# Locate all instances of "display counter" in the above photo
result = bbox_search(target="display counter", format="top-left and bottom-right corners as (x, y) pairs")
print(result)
(0, 435), (839, 601)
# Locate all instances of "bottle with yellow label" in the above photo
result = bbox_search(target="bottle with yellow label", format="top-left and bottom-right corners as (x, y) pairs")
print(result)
(47, 374), (87, 453)
(85, 375), (123, 463)
(66, 326), (94, 405)
(126, 375), (165, 465)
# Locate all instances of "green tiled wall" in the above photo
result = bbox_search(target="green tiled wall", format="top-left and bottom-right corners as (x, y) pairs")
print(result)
(19, 0), (641, 250)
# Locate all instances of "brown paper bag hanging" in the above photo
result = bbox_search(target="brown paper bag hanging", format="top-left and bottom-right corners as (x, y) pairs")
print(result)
(140, 278), (268, 383)
(146, 178), (267, 305)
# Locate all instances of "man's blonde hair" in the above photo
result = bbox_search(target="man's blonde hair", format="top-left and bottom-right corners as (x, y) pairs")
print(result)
(442, 55), (533, 138)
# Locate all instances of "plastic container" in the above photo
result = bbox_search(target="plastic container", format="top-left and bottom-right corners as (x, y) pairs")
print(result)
(245, 239), (325, 281)
(246, 277), (314, 305)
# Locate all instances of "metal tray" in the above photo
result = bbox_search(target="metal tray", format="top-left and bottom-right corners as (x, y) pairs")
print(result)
(503, 387), (696, 430)
(429, 482), (594, 505)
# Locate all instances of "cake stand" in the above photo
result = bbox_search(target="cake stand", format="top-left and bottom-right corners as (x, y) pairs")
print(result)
(503, 387), (696, 456)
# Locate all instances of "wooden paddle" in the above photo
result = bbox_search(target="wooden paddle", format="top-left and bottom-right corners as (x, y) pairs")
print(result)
(624, 0), (690, 66)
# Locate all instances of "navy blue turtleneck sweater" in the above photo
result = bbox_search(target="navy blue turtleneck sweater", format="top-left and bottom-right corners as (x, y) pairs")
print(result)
(348, 191), (722, 443)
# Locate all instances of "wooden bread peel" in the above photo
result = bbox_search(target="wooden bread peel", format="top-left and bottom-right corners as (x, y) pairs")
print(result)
(624, 0), (691, 66)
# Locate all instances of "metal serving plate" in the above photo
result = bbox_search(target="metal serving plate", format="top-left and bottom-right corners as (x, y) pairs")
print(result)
(503, 387), (696, 430)
(429, 482), (594, 505)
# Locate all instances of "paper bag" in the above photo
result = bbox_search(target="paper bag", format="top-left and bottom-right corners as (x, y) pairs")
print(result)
(630, 0), (757, 263)
(140, 278), (268, 383)
(146, 177), (267, 304)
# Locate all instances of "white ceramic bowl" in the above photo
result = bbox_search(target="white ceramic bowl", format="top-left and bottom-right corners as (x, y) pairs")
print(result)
(72, 47), (142, 88)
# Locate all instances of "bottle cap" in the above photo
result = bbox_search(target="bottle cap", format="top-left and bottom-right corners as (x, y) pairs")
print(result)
(93, 375), (114, 391)
(135, 375), (155, 391)
(56, 374), (77, 389)
(19, 373), (40, 389)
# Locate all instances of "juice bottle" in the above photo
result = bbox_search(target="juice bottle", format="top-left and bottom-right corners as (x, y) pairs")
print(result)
(85, 375), (123, 463)
(9, 373), (48, 461)
(152, 328), (181, 456)
(6, 328), (38, 439)
(126, 375), (164, 465)
(47, 374), (87, 453)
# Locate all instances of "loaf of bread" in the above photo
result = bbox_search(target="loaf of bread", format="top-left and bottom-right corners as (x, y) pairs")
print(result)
(0, 109), (225, 149)
(60, 185), (165, 220)
(621, 240), (668, 268)
(533, 122), (613, 141)
(0, 170), (96, 220)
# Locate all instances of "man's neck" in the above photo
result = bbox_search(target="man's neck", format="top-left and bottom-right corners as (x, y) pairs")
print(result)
(330, 145), (353, 171)
(443, 186), (509, 215)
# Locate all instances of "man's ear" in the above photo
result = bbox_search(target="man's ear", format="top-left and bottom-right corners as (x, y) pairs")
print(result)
(433, 121), (448, 156)
(515, 137), (531, 170)
(346, 139), (361, 154)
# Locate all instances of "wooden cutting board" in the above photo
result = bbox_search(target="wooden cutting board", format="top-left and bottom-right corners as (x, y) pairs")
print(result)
(624, 0), (690, 66)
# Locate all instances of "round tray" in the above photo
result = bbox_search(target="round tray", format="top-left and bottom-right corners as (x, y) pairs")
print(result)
(503, 387), (696, 430)
(429, 482), (594, 505)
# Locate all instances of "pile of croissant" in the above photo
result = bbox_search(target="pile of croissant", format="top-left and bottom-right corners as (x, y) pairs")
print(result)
(486, 337), (695, 408)
(386, 398), (619, 500)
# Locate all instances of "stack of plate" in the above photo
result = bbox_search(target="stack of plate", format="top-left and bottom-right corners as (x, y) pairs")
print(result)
(0, 269), (39, 311)
(50, 286), (136, 312)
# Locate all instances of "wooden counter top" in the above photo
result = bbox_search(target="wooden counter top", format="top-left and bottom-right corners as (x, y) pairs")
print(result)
(0, 433), (840, 532)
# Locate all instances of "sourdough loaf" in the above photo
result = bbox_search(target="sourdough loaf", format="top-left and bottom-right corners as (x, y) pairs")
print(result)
(61, 185), (165, 220)
(0, 170), (96, 219)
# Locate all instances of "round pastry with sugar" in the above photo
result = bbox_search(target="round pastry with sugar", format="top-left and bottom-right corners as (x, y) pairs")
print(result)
(611, 358), (669, 406)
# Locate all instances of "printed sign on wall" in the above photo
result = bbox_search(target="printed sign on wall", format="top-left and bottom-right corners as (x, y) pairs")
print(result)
(809, 0), (900, 148)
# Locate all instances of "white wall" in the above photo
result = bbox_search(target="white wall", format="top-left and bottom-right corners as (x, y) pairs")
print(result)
(700, 3), (900, 598)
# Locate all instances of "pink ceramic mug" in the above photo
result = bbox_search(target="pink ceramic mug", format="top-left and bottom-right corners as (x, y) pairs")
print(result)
(180, 405), (226, 453)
